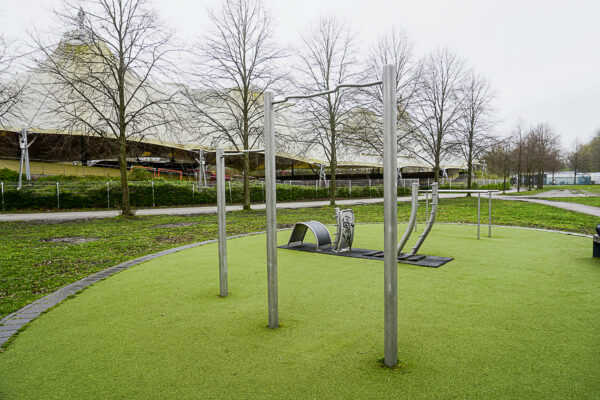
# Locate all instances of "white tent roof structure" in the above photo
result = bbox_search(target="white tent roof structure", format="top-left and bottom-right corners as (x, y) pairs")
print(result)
(3, 35), (469, 172)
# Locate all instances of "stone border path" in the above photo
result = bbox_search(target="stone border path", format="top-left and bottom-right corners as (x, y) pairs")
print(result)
(1, 224), (593, 348)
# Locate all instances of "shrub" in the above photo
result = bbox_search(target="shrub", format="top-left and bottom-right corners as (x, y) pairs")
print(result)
(0, 168), (19, 181)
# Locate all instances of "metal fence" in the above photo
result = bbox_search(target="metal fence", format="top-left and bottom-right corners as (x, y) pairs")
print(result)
(0, 178), (414, 211)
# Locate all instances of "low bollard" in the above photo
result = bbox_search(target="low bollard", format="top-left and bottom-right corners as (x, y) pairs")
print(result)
(594, 225), (600, 258)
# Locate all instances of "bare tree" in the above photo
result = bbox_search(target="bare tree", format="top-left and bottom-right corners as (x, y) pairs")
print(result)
(345, 29), (420, 158)
(31, 0), (180, 215)
(486, 139), (512, 193)
(408, 47), (465, 182)
(567, 138), (586, 185)
(529, 123), (561, 189)
(581, 129), (600, 172)
(294, 16), (359, 205)
(183, 0), (286, 210)
(511, 119), (526, 192)
(0, 34), (27, 127)
(456, 71), (496, 192)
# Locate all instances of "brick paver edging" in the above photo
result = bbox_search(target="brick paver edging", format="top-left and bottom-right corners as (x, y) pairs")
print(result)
(0, 231), (266, 347)
(0, 224), (594, 347)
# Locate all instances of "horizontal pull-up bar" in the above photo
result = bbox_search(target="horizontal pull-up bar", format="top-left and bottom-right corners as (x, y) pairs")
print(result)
(221, 148), (265, 157)
(419, 189), (499, 193)
(273, 81), (382, 105)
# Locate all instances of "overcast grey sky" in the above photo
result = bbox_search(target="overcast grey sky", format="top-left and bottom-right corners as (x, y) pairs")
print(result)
(2, 0), (599, 148)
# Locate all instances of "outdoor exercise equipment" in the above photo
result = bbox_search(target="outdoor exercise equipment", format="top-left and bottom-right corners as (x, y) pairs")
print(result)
(216, 147), (263, 297)
(281, 182), (451, 267)
(265, 64), (400, 366)
(333, 208), (355, 252)
(286, 208), (355, 253)
(420, 189), (499, 239)
(287, 221), (332, 250)
(397, 183), (440, 261)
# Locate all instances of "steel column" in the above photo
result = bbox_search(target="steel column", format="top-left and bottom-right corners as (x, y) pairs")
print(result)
(488, 192), (492, 238)
(383, 64), (398, 367)
(216, 148), (228, 297)
(264, 91), (279, 329)
(477, 192), (481, 240)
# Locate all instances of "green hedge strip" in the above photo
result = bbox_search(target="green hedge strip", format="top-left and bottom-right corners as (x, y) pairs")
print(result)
(0, 182), (412, 211)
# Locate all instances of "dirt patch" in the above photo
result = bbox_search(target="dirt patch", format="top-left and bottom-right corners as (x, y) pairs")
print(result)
(41, 237), (100, 244)
(153, 222), (201, 228)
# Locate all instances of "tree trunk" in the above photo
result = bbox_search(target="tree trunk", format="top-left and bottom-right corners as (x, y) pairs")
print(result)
(466, 156), (472, 197)
(242, 113), (251, 210)
(329, 118), (337, 206)
(118, 134), (132, 216)
(242, 152), (250, 210)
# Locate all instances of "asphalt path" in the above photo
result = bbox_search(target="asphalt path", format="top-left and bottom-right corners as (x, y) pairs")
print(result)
(2, 192), (599, 222)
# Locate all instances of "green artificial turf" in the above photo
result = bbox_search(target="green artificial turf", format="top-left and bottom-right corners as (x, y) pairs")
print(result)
(0, 224), (598, 399)
(1, 197), (598, 321)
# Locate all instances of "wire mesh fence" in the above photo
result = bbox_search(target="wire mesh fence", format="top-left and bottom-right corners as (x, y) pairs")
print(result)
(0, 178), (422, 211)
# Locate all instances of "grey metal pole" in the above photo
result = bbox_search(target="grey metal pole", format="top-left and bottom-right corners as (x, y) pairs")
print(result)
(216, 147), (228, 297)
(1, 181), (3, 211)
(152, 180), (155, 207)
(477, 192), (481, 240)
(383, 64), (398, 368)
(488, 191), (492, 238)
(56, 182), (60, 209)
(264, 91), (278, 328)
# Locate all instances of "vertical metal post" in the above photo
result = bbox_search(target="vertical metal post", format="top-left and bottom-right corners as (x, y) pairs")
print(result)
(152, 180), (155, 207)
(265, 92), (278, 328)
(56, 182), (60, 209)
(488, 191), (492, 238)
(216, 148), (228, 297)
(107, 181), (110, 208)
(477, 192), (481, 240)
(383, 64), (398, 367)
(228, 181), (232, 202)
(349, 179), (351, 196)
(1, 181), (4, 211)
(425, 192), (429, 221)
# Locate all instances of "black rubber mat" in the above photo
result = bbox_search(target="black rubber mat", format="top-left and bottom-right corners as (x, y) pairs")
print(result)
(278, 244), (453, 268)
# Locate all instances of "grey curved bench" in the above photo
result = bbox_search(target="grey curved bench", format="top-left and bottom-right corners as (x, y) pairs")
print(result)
(287, 221), (332, 250)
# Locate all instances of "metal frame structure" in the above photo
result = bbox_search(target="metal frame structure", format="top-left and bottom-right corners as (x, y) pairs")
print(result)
(18, 129), (36, 190)
(264, 64), (399, 366)
(420, 189), (499, 239)
(397, 183), (439, 258)
(216, 147), (264, 297)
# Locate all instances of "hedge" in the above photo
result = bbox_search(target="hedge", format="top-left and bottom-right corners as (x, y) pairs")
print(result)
(0, 181), (412, 211)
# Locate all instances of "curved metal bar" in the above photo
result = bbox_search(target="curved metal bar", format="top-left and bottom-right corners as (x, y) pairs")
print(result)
(397, 182), (419, 255)
(272, 81), (382, 105)
(408, 183), (439, 256)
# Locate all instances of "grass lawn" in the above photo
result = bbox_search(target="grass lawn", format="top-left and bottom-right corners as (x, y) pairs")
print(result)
(0, 224), (598, 399)
(542, 197), (600, 207)
(507, 185), (600, 196)
(1, 197), (598, 320)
